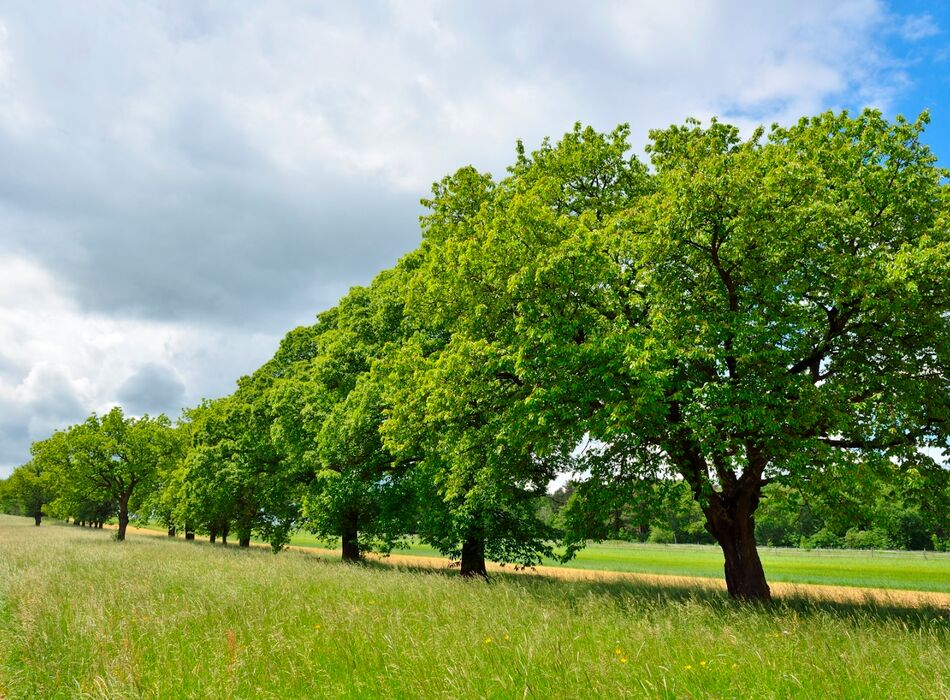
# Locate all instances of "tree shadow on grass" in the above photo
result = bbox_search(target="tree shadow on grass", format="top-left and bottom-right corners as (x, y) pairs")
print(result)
(355, 555), (949, 630)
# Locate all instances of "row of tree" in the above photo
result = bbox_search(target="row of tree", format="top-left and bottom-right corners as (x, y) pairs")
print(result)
(2, 109), (948, 601)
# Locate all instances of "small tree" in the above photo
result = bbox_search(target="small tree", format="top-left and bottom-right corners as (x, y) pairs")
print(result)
(5, 461), (53, 525)
(39, 408), (181, 541)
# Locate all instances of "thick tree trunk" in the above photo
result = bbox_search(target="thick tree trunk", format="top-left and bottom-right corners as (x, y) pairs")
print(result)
(116, 496), (130, 542)
(185, 526), (195, 541)
(97, 521), (104, 529)
(167, 526), (177, 537)
(221, 524), (229, 545)
(209, 525), (218, 544)
(459, 531), (487, 579)
(341, 511), (360, 563)
(236, 511), (252, 547)
(704, 485), (770, 601)
(33, 513), (42, 526)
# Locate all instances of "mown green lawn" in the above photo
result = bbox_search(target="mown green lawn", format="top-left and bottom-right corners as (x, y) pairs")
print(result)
(283, 532), (950, 593)
(1, 515), (947, 699)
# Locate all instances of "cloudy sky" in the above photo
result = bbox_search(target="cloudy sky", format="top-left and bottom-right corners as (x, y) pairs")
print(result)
(1, 1), (948, 477)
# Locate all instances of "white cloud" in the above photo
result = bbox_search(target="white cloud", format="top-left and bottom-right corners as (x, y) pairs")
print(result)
(0, 255), (280, 474)
(895, 13), (940, 41)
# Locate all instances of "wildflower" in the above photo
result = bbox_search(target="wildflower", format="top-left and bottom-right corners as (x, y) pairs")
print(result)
(503, 634), (510, 641)
(700, 661), (707, 667)
(314, 624), (321, 630)
(684, 665), (693, 670)
(484, 637), (492, 644)
(620, 658), (628, 664)
(615, 647), (623, 655)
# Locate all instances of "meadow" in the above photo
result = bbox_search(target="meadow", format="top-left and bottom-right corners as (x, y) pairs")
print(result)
(285, 533), (950, 594)
(1, 515), (948, 699)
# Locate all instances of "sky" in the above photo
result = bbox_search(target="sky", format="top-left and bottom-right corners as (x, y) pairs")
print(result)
(1, 0), (948, 477)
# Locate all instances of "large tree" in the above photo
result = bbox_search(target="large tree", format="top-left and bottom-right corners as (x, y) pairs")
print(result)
(382, 165), (575, 577)
(412, 112), (949, 599)
(272, 266), (416, 562)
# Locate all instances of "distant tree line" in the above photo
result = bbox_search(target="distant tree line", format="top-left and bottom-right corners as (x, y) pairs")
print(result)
(1, 109), (948, 601)
(540, 476), (949, 552)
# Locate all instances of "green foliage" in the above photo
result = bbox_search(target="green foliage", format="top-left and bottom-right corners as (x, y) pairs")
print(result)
(1, 461), (53, 523)
(396, 110), (949, 596)
(31, 409), (181, 538)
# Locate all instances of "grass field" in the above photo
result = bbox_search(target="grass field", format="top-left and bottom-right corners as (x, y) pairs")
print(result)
(283, 532), (950, 594)
(1, 515), (948, 699)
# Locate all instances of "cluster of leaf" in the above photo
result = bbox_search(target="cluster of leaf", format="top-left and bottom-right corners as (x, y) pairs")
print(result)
(2, 109), (948, 596)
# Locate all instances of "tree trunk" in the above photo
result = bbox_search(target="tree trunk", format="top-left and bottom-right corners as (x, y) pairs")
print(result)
(237, 519), (252, 547)
(236, 511), (252, 547)
(459, 531), (487, 579)
(209, 525), (217, 544)
(116, 495), (130, 542)
(704, 485), (770, 601)
(167, 526), (177, 537)
(185, 528), (195, 541)
(341, 510), (360, 562)
(33, 513), (42, 526)
(221, 524), (229, 545)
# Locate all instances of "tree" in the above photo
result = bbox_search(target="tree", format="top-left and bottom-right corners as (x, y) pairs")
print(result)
(272, 266), (417, 562)
(38, 408), (182, 541)
(382, 166), (574, 577)
(411, 113), (949, 599)
(139, 420), (190, 537)
(4, 461), (54, 525)
(178, 395), (284, 549)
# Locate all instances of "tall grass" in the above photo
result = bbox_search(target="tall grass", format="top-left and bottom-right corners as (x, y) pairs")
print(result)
(0, 515), (947, 699)
(281, 532), (950, 593)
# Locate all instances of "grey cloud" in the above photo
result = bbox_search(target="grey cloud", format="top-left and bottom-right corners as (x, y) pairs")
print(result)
(0, 1), (909, 335)
(0, 366), (89, 477)
(117, 363), (186, 417)
(0, 420), (29, 477)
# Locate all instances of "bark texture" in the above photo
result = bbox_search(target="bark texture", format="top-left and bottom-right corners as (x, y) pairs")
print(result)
(459, 533), (487, 579)
(704, 484), (771, 601)
(341, 510), (361, 562)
